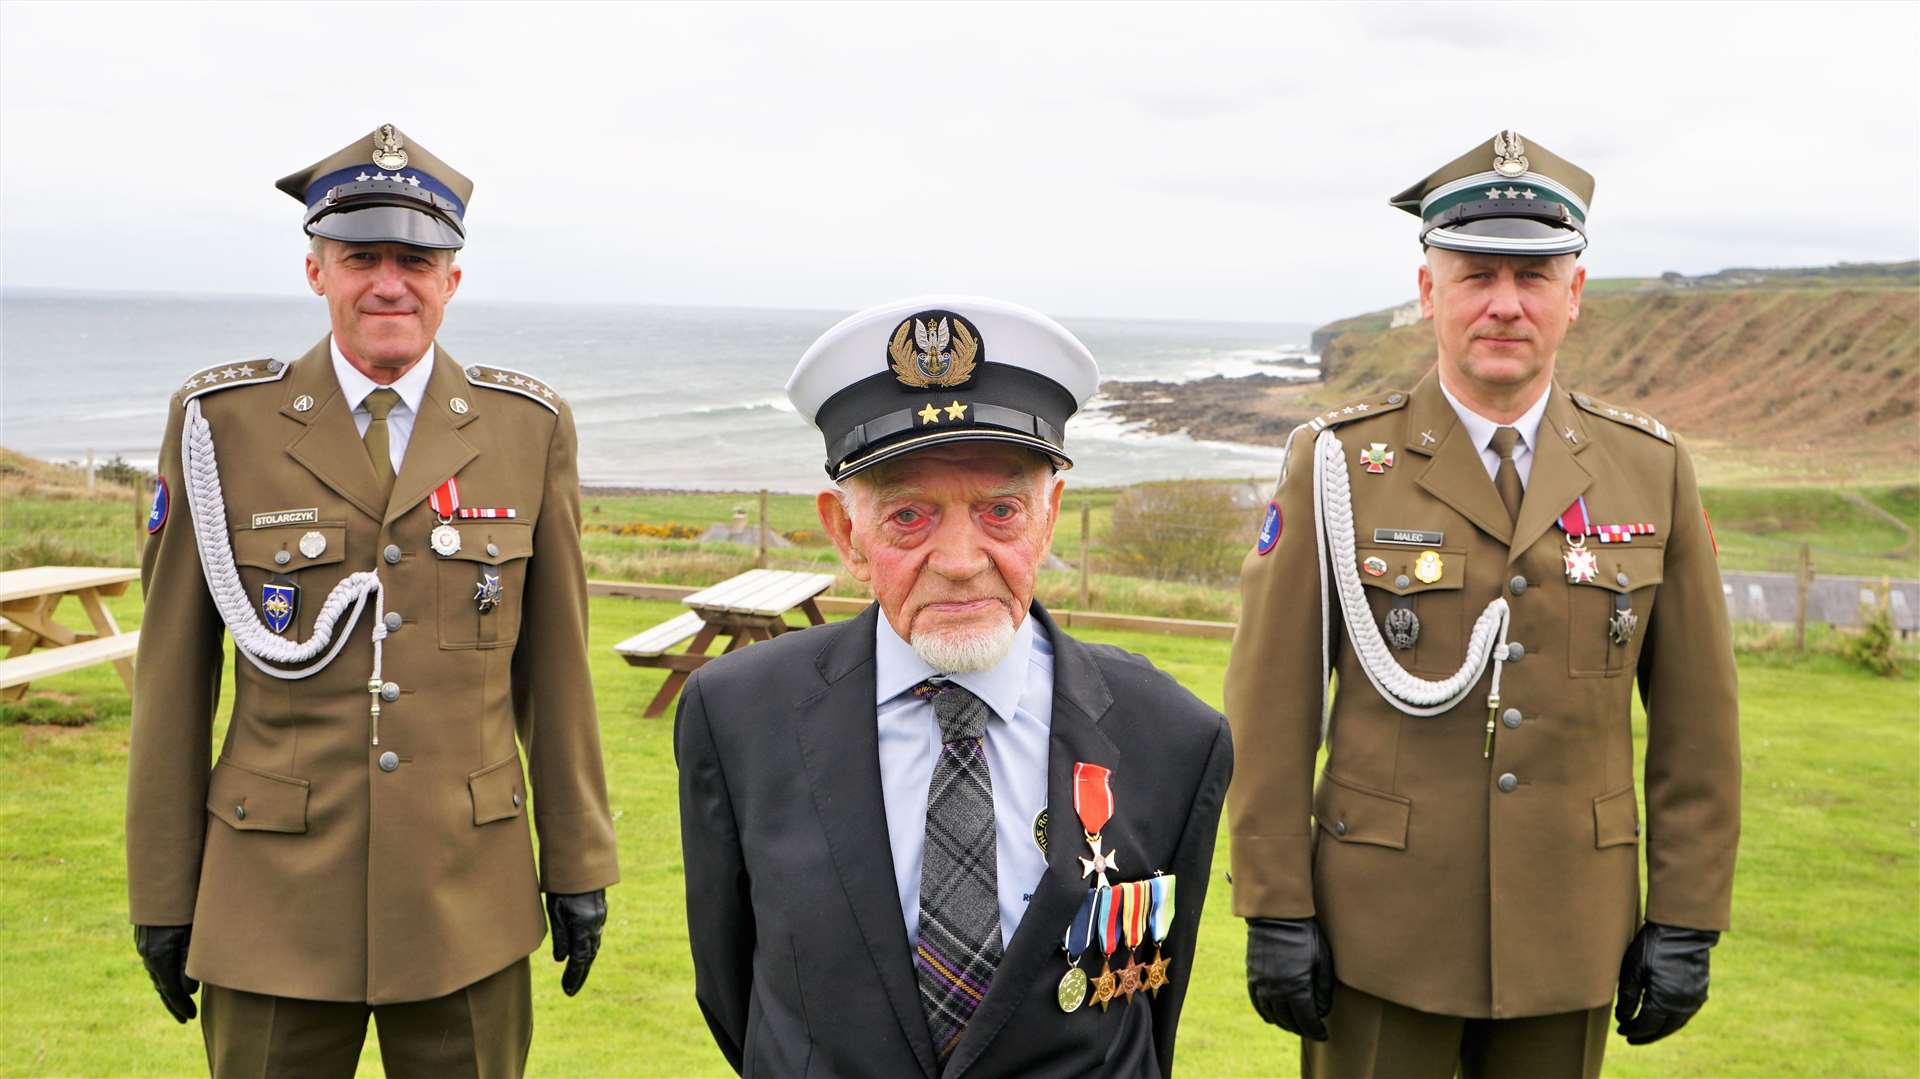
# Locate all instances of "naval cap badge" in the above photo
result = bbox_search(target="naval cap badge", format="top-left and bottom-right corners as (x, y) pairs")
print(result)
(371, 123), (409, 171)
(887, 309), (982, 389)
(1493, 130), (1529, 178)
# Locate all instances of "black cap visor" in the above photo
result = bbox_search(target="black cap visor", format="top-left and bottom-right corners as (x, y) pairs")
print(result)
(835, 429), (1071, 482)
(307, 205), (465, 250)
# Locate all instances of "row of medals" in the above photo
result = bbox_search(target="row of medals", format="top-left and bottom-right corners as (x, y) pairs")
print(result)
(1366, 535), (1636, 650)
(1057, 831), (1171, 1014)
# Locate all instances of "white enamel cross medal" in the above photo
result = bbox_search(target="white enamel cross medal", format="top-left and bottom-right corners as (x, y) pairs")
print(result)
(1563, 537), (1598, 584)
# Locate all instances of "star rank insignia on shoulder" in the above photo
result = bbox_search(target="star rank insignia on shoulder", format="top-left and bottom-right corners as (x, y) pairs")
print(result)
(1570, 390), (1672, 443)
(176, 358), (290, 402)
(1306, 389), (1410, 433)
(464, 364), (561, 414)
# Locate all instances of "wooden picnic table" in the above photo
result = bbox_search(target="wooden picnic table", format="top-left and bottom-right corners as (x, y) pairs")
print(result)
(614, 568), (838, 718)
(0, 566), (141, 700)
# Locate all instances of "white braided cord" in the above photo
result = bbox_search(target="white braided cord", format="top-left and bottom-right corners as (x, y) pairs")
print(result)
(182, 398), (384, 681)
(1313, 428), (1508, 718)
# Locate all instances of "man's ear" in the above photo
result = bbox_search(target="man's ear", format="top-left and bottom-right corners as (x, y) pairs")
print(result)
(1567, 261), (1586, 322)
(1417, 259), (1436, 320)
(305, 251), (325, 297)
(817, 488), (871, 584)
(1040, 475), (1064, 554)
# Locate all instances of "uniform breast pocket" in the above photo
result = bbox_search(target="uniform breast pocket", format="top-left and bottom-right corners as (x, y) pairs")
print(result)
(1354, 544), (1468, 676)
(230, 524), (349, 641)
(436, 520), (534, 650)
(1567, 546), (1664, 677)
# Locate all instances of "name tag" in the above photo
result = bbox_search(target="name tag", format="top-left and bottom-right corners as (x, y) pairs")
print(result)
(1373, 528), (1444, 547)
(252, 508), (319, 528)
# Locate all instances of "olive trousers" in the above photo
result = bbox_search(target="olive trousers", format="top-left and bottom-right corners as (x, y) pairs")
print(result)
(200, 957), (531, 1079)
(1303, 982), (1608, 1079)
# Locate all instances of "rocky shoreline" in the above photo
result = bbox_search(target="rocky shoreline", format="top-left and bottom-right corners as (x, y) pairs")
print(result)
(1091, 372), (1321, 447)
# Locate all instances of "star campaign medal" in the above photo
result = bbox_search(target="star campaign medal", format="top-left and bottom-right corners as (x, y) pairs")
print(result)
(1058, 889), (1096, 1012)
(1092, 885), (1120, 1011)
(1359, 442), (1395, 473)
(1074, 762), (1118, 887)
(1145, 873), (1176, 996)
(1117, 880), (1149, 1001)
(429, 477), (464, 557)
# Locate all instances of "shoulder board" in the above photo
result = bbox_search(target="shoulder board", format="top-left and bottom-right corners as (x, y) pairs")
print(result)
(177, 358), (288, 402)
(1570, 391), (1673, 443)
(1305, 389), (1410, 432)
(463, 364), (560, 414)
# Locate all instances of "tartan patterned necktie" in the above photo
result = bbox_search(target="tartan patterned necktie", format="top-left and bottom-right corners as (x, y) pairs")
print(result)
(912, 680), (1001, 1065)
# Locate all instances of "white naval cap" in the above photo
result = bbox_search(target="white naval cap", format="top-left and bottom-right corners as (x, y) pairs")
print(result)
(785, 294), (1101, 481)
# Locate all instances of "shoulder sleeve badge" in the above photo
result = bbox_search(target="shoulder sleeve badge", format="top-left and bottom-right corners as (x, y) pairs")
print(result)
(178, 358), (288, 402)
(463, 364), (561, 414)
(1306, 389), (1410, 433)
(1570, 391), (1673, 443)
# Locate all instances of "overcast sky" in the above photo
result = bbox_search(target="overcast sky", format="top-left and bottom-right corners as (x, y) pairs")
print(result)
(2, 0), (1915, 324)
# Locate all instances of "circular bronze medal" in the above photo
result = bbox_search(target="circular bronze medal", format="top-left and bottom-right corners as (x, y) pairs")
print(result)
(1057, 965), (1088, 1013)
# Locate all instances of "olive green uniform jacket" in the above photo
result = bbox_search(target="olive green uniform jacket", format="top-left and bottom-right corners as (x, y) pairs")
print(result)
(1224, 369), (1739, 1019)
(126, 338), (619, 1005)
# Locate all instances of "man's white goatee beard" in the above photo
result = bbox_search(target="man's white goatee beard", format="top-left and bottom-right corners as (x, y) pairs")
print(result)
(910, 611), (1016, 674)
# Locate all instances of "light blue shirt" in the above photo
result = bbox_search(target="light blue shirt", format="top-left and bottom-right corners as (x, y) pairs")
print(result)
(875, 612), (1054, 950)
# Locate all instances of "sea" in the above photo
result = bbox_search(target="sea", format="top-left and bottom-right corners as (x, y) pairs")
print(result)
(0, 289), (1315, 492)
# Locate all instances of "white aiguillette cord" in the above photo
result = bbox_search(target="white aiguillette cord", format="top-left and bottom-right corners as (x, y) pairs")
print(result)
(182, 398), (389, 741)
(1312, 428), (1510, 730)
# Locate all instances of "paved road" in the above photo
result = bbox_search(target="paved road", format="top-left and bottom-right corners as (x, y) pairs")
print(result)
(1719, 571), (1918, 631)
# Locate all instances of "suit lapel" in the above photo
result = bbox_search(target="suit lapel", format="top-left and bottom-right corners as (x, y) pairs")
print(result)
(282, 337), (388, 521)
(1507, 385), (1594, 564)
(1408, 371), (1515, 547)
(947, 604), (1119, 1078)
(383, 349), (479, 527)
(791, 605), (939, 1079)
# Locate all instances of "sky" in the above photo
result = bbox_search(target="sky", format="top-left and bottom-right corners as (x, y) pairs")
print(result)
(1, 0), (1916, 325)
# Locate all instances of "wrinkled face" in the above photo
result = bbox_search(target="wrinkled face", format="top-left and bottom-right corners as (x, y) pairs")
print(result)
(1419, 247), (1584, 392)
(819, 442), (1062, 662)
(305, 239), (461, 369)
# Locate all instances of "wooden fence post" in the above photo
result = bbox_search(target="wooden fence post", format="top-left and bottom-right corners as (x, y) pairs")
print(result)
(86, 449), (96, 496)
(1079, 503), (1091, 611)
(756, 489), (770, 568)
(1794, 542), (1813, 652)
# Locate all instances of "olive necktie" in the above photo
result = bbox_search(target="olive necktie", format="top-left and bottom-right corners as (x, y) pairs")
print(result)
(363, 388), (401, 498)
(912, 680), (1000, 1065)
(1489, 426), (1524, 524)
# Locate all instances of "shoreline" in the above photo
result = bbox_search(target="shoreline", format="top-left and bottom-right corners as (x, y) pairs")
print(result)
(1091, 372), (1321, 447)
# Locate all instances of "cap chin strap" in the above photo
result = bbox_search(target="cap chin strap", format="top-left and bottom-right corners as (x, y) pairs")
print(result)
(181, 398), (384, 684)
(1311, 428), (1509, 732)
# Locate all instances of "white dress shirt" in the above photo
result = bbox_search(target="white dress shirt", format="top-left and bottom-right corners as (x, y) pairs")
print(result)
(875, 612), (1054, 950)
(1438, 377), (1551, 487)
(330, 338), (434, 474)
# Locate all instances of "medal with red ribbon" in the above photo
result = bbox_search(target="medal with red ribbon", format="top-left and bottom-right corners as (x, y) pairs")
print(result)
(1074, 762), (1119, 887)
(1558, 497), (1599, 584)
(1116, 880), (1150, 1000)
(428, 477), (464, 557)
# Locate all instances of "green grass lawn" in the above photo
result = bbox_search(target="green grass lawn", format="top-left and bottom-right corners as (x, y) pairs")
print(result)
(2, 587), (1915, 1076)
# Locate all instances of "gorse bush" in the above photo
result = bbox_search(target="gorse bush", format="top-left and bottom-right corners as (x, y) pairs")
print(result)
(1104, 481), (1257, 585)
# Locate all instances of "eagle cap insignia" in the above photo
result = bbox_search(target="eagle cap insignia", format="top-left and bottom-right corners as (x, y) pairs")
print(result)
(371, 123), (409, 170)
(887, 309), (982, 389)
(1493, 130), (1528, 178)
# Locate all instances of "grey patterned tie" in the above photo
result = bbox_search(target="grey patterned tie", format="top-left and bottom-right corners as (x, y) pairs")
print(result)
(913, 680), (1000, 1066)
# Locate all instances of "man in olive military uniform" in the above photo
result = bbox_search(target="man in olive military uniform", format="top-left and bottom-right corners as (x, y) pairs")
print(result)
(1225, 132), (1740, 1077)
(126, 124), (618, 1077)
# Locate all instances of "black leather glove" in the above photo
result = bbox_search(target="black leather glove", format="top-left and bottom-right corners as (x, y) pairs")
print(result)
(1615, 922), (1719, 1045)
(1245, 916), (1334, 1040)
(135, 924), (199, 1023)
(547, 890), (607, 996)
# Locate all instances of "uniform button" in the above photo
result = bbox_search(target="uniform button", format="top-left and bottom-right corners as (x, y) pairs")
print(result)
(511, 792), (523, 808)
(234, 804), (247, 820)
(1387, 392), (1405, 405)
(384, 544), (402, 564)
(384, 611), (403, 631)
(1505, 642), (1525, 661)
(266, 359), (286, 374)
(378, 751), (399, 772)
(1575, 392), (1592, 407)
(380, 681), (400, 702)
(1616, 571), (1631, 588)
(274, 550), (291, 566)
(1395, 574), (1411, 589)
(486, 542), (500, 558)
(1502, 707), (1522, 729)
(1334, 820), (1348, 836)
(1497, 773), (1518, 793)
(1509, 575), (1528, 595)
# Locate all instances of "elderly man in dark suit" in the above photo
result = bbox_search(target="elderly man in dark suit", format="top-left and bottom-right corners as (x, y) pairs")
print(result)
(676, 295), (1233, 1078)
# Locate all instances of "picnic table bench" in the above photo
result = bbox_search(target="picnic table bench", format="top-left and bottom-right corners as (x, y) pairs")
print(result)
(614, 568), (837, 717)
(0, 566), (141, 699)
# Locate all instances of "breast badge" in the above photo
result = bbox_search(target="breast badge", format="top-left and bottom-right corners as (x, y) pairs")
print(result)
(1384, 606), (1419, 650)
(475, 569), (503, 614)
(261, 577), (298, 635)
(1359, 443), (1395, 474)
(1414, 550), (1444, 584)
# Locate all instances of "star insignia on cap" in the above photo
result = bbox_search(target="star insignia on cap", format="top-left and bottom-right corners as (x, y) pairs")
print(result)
(917, 403), (941, 424)
(1485, 187), (1504, 199)
(944, 400), (968, 420)
(1521, 188), (1538, 200)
